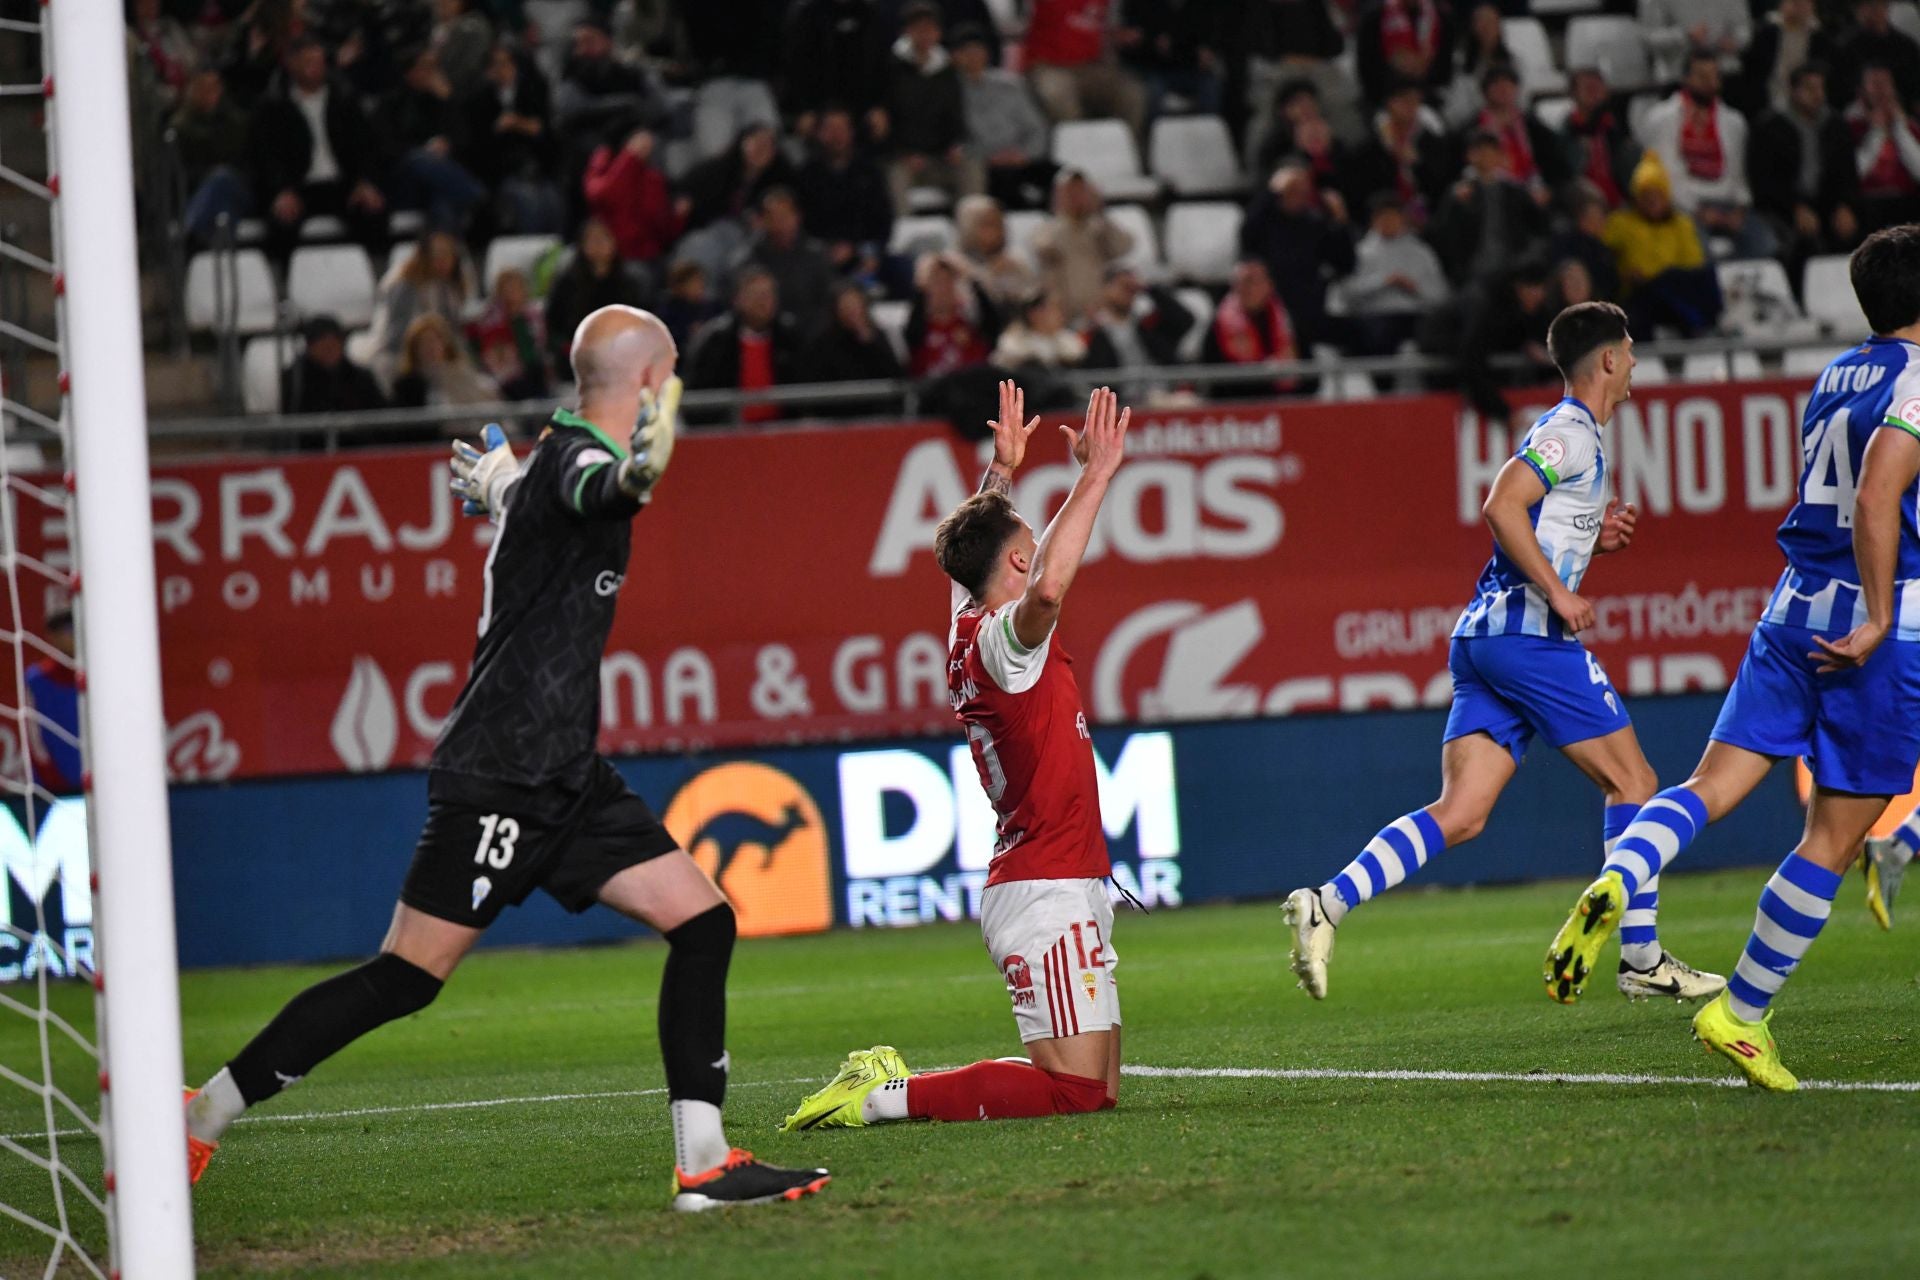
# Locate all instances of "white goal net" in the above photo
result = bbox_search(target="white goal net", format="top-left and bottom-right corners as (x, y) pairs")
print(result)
(0, 1), (191, 1276)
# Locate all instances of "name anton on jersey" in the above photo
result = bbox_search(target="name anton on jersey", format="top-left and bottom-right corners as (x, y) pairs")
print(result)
(1815, 362), (1887, 395)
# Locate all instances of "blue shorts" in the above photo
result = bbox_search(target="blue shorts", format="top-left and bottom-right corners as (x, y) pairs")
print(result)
(1711, 622), (1920, 795)
(1443, 635), (1632, 764)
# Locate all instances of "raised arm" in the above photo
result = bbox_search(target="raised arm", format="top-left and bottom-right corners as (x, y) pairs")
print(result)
(1814, 423), (1920, 671)
(1482, 456), (1595, 634)
(1009, 386), (1130, 649)
(953, 379), (1040, 618)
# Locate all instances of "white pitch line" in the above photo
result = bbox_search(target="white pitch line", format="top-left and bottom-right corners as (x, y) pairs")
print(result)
(1121, 1064), (1920, 1093)
(5, 1060), (1915, 1144)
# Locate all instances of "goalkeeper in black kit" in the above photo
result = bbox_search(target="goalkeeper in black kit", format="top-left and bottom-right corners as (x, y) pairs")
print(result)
(184, 306), (830, 1212)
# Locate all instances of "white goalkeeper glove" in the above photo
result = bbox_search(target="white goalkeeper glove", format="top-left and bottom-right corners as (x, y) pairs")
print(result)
(450, 423), (519, 519)
(618, 375), (681, 504)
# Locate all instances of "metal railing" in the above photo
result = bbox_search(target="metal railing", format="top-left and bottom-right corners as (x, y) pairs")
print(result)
(142, 329), (1849, 448)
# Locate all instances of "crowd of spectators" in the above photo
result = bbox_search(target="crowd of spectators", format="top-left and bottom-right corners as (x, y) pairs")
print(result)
(135, 0), (1920, 428)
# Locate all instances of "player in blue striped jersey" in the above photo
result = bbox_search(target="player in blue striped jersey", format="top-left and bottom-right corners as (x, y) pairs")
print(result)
(1546, 226), (1920, 1089)
(1284, 302), (1724, 1005)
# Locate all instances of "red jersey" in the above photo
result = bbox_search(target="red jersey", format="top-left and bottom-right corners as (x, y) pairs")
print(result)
(1025, 0), (1109, 68)
(949, 603), (1110, 886)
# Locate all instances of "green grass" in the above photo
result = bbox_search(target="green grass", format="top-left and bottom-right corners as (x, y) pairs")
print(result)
(2, 868), (1917, 1278)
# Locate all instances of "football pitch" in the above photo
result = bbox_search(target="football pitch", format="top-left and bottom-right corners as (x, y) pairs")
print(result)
(3, 868), (1917, 1278)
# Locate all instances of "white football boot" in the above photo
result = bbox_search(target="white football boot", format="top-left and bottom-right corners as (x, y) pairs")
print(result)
(1282, 888), (1337, 1000)
(1616, 950), (1727, 1002)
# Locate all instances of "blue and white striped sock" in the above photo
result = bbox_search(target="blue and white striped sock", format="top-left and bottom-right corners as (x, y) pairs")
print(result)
(1602, 787), (1708, 900)
(1608, 803), (1663, 971)
(1726, 853), (1842, 1023)
(1319, 810), (1447, 926)
(1891, 806), (1920, 858)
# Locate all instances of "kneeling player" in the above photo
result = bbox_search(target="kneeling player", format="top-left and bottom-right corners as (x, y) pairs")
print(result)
(781, 382), (1130, 1130)
(184, 307), (827, 1209)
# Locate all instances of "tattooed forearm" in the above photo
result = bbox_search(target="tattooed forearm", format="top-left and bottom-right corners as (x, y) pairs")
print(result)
(979, 463), (1013, 496)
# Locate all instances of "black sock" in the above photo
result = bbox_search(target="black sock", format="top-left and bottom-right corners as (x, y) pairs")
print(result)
(226, 953), (443, 1105)
(659, 903), (735, 1105)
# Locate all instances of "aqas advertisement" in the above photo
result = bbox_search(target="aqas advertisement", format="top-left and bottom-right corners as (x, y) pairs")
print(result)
(7, 380), (1814, 784)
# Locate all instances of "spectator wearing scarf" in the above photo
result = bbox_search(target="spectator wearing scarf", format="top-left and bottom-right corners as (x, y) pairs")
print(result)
(1559, 67), (1641, 209)
(1639, 50), (1776, 259)
(1203, 260), (1302, 394)
(1358, 0), (1455, 105)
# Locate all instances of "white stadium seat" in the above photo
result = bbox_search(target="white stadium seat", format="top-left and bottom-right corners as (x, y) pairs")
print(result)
(1530, 0), (1601, 13)
(483, 234), (562, 289)
(1105, 203), (1162, 274)
(185, 248), (280, 335)
(1531, 96), (1573, 132)
(298, 214), (348, 243)
(1502, 18), (1567, 98)
(1003, 209), (1048, 268)
(241, 336), (295, 415)
(1174, 286), (1213, 362)
(888, 215), (958, 258)
(1147, 115), (1246, 197)
(1631, 357), (1671, 385)
(1163, 202), (1242, 285)
(1566, 16), (1652, 93)
(1051, 119), (1160, 203)
(287, 244), (378, 330)
(1784, 346), (1850, 376)
(388, 210), (427, 239)
(1894, 2), (1920, 45)
(1680, 352), (1730, 382)
(1803, 254), (1870, 337)
(870, 299), (910, 364)
(1729, 350), (1765, 380)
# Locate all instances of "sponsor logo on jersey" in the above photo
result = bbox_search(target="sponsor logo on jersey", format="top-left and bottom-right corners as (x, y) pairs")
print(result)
(594, 570), (625, 596)
(1002, 954), (1036, 1008)
(665, 763), (833, 937)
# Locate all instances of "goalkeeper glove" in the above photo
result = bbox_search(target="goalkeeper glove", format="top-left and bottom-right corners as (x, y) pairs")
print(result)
(450, 423), (519, 519)
(618, 376), (681, 503)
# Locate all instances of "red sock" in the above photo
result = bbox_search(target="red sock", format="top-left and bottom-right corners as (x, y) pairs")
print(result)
(905, 1060), (1111, 1122)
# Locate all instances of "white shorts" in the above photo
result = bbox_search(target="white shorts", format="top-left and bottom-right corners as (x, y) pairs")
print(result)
(980, 878), (1121, 1044)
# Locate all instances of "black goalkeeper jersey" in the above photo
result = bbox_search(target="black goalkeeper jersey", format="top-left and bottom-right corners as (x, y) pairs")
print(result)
(429, 408), (642, 804)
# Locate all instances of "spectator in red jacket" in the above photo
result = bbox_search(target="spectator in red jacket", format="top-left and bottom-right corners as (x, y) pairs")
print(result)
(583, 126), (686, 266)
(1024, 0), (1146, 138)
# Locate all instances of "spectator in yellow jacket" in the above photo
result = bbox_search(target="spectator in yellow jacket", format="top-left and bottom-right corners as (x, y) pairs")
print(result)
(1602, 151), (1724, 335)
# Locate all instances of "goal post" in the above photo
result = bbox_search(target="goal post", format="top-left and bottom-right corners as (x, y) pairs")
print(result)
(45, 0), (194, 1273)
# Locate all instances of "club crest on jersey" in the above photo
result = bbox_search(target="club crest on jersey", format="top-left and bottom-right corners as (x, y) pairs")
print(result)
(471, 875), (492, 910)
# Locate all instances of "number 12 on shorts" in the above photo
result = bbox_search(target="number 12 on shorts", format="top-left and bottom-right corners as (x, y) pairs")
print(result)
(1069, 920), (1105, 968)
(474, 813), (520, 869)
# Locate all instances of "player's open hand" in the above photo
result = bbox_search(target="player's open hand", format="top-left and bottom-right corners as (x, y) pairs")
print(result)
(988, 378), (1040, 472)
(1597, 498), (1637, 553)
(1812, 620), (1889, 673)
(1548, 587), (1596, 635)
(450, 424), (518, 518)
(1069, 386), (1130, 480)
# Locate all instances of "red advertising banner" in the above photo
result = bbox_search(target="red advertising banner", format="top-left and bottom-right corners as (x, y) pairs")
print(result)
(5, 379), (1816, 782)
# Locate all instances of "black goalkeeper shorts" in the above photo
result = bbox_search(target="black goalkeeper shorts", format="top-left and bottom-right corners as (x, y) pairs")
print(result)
(401, 758), (680, 928)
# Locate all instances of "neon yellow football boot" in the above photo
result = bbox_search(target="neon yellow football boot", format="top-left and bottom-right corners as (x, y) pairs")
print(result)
(779, 1045), (911, 1132)
(1692, 992), (1797, 1091)
(1545, 870), (1630, 1004)
(1863, 835), (1910, 931)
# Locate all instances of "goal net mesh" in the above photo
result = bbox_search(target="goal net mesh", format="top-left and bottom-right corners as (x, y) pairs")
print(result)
(0, 3), (112, 1274)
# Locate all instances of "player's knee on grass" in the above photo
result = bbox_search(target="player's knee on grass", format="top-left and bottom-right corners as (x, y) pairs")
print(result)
(1047, 1070), (1111, 1114)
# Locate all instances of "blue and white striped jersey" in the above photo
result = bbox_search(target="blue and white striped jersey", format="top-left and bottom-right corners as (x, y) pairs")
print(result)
(1453, 397), (1608, 643)
(1760, 336), (1920, 637)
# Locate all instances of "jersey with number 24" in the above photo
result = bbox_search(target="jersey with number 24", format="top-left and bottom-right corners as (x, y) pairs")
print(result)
(1761, 336), (1920, 636)
(948, 605), (1112, 887)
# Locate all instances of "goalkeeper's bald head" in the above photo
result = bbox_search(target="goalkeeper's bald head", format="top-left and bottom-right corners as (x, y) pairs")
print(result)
(572, 306), (677, 404)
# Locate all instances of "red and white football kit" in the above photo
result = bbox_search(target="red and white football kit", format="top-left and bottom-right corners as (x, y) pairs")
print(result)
(949, 602), (1121, 1044)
